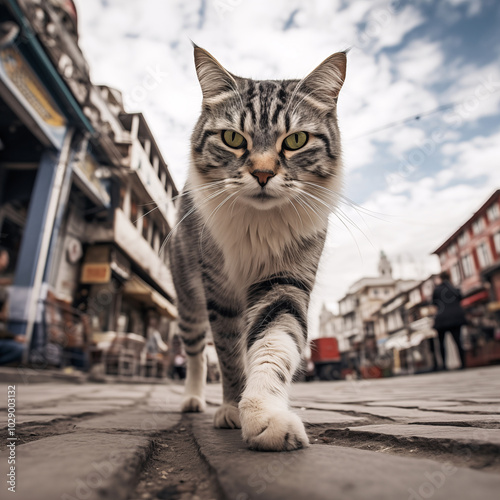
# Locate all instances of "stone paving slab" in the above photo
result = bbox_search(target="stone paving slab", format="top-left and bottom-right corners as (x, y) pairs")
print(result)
(365, 400), (462, 408)
(16, 413), (69, 425)
(292, 402), (453, 420)
(1, 367), (499, 500)
(21, 403), (126, 415)
(189, 417), (500, 500)
(294, 408), (367, 425)
(1, 409), (71, 425)
(75, 411), (181, 432)
(407, 414), (500, 426)
(293, 402), (500, 424)
(346, 424), (500, 446)
(0, 432), (152, 500)
(419, 405), (500, 414)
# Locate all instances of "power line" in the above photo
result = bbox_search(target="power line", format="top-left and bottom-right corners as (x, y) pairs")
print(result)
(347, 102), (457, 141)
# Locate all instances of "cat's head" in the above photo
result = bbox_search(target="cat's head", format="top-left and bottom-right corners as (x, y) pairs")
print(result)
(190, 45), (346, 213)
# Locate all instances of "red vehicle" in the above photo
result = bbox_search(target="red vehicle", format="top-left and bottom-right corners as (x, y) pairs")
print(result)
(310, 337), (342, 380)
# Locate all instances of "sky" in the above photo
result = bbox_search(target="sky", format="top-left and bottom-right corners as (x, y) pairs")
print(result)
(73, 0), (500, 333)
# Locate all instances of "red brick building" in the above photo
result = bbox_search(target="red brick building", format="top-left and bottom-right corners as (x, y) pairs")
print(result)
(433, 189), (500, 314)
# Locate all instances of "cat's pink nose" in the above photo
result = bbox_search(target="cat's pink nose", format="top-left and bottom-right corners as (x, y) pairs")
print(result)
(251, 169), (275, 187)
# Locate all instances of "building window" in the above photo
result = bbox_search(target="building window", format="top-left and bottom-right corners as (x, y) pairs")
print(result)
(440, 253), (447, 265)
(450, 263), (461, 285)
(494, 232), (500, 255)
(487, 203), (500, 222)
(476, 242), (492, 268)
(472, 217), (485, 235)
(142, 214), (149, 240)
(130, 195), (138, 227)
(448, 244), (457, 257)
(458, 230), (469, 247)
(461, 254), (475, 278)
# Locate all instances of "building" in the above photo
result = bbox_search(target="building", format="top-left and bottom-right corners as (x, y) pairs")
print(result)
(432, 190), (500, 318)
(432, 189), (500, 367)
(377, 275), (438, 375)
(337, 252), (418, 350)
(318, 304), (343, 344)
(0, 0), (177, 366)
(323, 252), (418, 376)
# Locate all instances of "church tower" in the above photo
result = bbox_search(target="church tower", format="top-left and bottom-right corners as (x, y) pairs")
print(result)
(378, 250), (392, 278)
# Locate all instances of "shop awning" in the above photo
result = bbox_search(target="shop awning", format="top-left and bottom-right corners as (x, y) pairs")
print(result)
(384, 329), (410, 350)
(124, 276), (177, 319)
(461, 290), (489, 308)
(410, 329), (436, 347)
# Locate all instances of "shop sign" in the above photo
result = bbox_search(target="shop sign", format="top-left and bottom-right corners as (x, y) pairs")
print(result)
(0, 45), (66, 148)
(81, 263), (111, 284)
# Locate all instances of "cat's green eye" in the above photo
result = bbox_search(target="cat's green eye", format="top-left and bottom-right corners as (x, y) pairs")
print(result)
(222, 130), (246, 149)
(283, 131), (309, 151)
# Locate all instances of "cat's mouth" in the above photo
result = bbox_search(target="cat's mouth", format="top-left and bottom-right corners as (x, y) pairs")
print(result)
(249, 191), (276, 200)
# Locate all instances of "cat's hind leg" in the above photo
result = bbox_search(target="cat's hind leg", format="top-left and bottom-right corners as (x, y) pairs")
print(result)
(211, 326), (245, 429)
(179, 318), (209, 413)
(202, 287), (246, 428)
(170, 234), (209, 413)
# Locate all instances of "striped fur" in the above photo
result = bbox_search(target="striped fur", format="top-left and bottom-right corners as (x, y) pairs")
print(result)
(170, 46), (346, 450)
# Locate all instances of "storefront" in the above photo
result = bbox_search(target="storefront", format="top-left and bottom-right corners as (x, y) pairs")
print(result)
(80, 244), (176, 339)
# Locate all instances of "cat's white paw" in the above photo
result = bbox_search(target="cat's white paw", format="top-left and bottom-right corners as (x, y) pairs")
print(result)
(214, 403), (241, 429)
(181, 395), (206, 413)
(239, 399), (309, 451)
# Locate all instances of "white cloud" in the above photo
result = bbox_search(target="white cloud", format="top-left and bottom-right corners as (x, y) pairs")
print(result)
(394, 39), (445, 84)
(73, 0), (499, 336)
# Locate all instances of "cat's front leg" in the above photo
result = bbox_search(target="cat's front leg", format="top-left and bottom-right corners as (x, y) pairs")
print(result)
(239, 290), (310, 451)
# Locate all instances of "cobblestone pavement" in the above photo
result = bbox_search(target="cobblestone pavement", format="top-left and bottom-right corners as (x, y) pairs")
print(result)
(1, 366), (500, 500)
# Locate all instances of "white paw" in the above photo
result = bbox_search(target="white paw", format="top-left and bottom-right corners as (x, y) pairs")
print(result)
(214, 403), (241, 429)
(181, 395), (206, 413)
(239, 399), (309, 451)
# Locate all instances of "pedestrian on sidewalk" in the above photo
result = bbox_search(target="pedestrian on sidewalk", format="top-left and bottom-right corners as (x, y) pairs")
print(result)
(431, 270), (467, 370)
(0, 246), (25, 365)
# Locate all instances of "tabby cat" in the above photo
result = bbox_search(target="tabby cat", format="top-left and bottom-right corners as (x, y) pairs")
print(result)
(169, 45), (346, 451)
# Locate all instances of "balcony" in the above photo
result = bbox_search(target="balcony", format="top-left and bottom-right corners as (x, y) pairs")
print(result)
(86, 208), (175, 299)
(129, 138), (176, 229)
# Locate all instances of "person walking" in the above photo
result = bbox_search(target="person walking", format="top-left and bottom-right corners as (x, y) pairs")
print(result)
(431, 271), (467, 370)
(0, 246), (25, 365)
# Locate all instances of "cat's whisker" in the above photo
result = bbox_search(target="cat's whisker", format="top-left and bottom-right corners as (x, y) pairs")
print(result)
(292, 193), (316, 226)
(301, 188), (373, 248)
(299, 190), (361, 253)
(332, 211), (364, 259)
(306, 187), (374, 246)
(199, 191), (239, 254)
(173, 180), (228, 201)
(138, 180), (227, 208)
(159, 188), (227, 257)
(293, 190), (326, 225)
(229, 194), (240, 216)
(302, 182), (378, 238)
(133, 205), (160, 224)
(285, 196), (304, 228)
(302, 181), (391, 221)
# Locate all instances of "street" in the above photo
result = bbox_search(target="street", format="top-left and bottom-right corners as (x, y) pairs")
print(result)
(1, 366), (500, 500)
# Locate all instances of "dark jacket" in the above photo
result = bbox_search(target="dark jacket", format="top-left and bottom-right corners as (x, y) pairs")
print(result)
(432, 281), (467, 330)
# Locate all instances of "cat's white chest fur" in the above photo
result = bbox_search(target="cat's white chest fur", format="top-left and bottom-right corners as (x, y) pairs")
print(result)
(194, 189), (327, 286)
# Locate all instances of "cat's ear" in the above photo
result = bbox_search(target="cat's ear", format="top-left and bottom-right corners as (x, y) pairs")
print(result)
(298, 52), (347, 108)
(193, 45), (238, 102)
